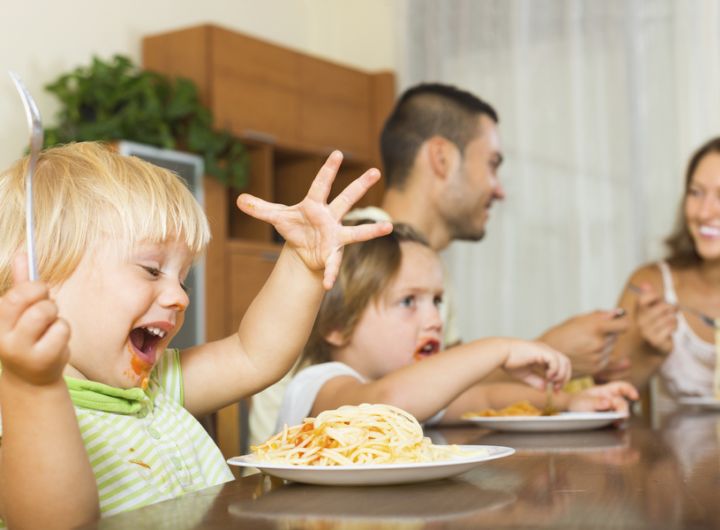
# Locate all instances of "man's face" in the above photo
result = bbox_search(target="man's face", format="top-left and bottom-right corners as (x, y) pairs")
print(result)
(440, 115), (504, 242)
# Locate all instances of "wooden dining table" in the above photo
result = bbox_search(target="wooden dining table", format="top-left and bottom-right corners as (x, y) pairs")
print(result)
(78, 410), (720, 529)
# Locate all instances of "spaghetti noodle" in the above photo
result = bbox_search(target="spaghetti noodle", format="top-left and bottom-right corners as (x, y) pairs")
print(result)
(461, 400), (551, 418)
(252, 403), (469, 465)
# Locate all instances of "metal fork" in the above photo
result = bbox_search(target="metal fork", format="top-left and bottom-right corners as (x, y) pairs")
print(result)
(9, 71), (43, 281)
(627, 283), (717, 329)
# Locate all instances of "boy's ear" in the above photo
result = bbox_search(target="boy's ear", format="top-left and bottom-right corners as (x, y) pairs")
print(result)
(325, 330), (346, 347)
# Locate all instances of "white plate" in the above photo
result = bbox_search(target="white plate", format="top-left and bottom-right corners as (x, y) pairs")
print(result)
(462, 411), (627, 432)
(479, 429), (629, 453)
(227, 445), (514, 486)
(677, 397), (720, 410)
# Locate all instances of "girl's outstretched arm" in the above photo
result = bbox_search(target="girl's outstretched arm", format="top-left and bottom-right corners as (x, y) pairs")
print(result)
(182, 152), (391, 416)
(0, 254), (98, 528)
(312, 337), (570, 423)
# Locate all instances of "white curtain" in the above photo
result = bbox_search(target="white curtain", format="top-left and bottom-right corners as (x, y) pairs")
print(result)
(398, 0), (720, 341)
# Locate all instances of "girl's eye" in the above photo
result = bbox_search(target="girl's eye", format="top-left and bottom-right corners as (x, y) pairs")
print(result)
(400, 295), (416, 308)
(141, 265), (161, 278)
(180, 282), (189, 293)
(688, 187), (703, 198)
(433, 295), (444, 307)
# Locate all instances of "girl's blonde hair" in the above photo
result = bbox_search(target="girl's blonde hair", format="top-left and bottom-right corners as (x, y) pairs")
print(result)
(301, 222), (429, 366)
(0, 142), (210, 293)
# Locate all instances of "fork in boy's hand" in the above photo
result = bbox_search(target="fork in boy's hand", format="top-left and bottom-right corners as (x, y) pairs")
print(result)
(627, 283), (717, 329)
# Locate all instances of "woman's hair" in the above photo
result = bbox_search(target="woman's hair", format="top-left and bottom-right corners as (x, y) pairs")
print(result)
(0, 142), (211, 294)
(301, 221), (430, 366)
(665, 136), (720, 267)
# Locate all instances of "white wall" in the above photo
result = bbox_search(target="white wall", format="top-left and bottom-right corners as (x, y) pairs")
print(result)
(0, 0), (398, 169)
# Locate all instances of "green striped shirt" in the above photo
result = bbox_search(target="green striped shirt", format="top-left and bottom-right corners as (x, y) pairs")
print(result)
(1, 349), (234, 523)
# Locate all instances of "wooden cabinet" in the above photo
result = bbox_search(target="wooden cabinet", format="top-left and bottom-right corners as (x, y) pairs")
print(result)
(142, 24), (395, 458)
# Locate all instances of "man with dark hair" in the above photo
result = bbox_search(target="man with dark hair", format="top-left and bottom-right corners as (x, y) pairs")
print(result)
(347, 82), (629, 368)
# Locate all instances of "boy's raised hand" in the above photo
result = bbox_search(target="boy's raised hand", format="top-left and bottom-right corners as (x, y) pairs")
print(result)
(236, 151), (393, 289)
(0, 253), (70, 386)
(502, 339), (572, 391)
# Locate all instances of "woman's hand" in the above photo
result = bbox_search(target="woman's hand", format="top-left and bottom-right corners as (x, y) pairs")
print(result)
(568, 381), (639, 414)
(538, 309), (629, 376)
(236, 151), (392, 289)
(502, 340), (572, 391)
(0, 253), (70, 386)
(634, 284), (677, 354)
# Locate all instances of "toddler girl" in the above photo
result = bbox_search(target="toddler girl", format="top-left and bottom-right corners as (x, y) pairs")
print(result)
(276, 223), (638, 429)
(0, 142), (390, 528)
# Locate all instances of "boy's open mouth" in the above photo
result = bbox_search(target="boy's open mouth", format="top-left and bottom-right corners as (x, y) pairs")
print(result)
(414, 339), (440, 361)
(129, 326), (167, 365)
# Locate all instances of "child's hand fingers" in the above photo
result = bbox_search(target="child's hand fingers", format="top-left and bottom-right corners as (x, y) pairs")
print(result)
(306, 150), (343, 204)
(14, 299), (61, 345)
(521, 373), (546, 392)
(322, 247), (343, 290)
(603, 381), (639, 401)
(12, 251), (30, 285)
(328, 167), (382, 219)
(0, 282), (51, 335)
(236, 194), (285, 223)
(339, 221), (393, 246)
(33, 317), (71, 361)
(554, 355), (572, 388)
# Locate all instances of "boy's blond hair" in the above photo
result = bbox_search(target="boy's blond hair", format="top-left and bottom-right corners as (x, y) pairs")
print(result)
(0, 142), (210, 293)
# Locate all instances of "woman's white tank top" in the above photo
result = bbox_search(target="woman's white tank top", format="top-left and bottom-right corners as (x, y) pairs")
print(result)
(657, 261), (716, 397)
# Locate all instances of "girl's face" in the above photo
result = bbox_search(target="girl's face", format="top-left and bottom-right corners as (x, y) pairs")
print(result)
(685, 152), (720, 261)
(53, 237), (193, 388)
(333, 241), (445, 380)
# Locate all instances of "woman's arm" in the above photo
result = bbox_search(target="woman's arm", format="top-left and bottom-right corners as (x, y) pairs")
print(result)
(603, 264), (676, 391)
(181, 152), (392, 416)
(311, 338), (570, 422)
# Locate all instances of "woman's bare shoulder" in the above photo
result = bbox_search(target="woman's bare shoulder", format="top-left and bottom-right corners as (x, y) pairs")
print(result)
(624, 262), (664, 290)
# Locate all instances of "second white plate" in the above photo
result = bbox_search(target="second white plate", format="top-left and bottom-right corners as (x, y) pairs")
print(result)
(227, 445), (514, 486)
(677, 396), (720, 411)
(462, 411), (627, 432)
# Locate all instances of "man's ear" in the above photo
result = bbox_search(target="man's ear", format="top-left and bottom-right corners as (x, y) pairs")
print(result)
(426, 136), (456, 180)
(325, 330), (346, 347)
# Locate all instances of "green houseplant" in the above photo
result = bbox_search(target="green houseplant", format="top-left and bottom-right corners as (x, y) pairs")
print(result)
(43, 55), (249, 189)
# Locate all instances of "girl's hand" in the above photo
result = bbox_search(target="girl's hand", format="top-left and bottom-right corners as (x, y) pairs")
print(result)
(568, 381), (639, 414)
(635, 284), (676, 354)
(0, 254), (71, 386)
(502, 340), (572, 391)
(236, 151), (393, 289)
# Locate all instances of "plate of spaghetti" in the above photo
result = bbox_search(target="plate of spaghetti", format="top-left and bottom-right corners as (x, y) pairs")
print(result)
(228, 404), (514, 485)
(461, 402), (627, 433)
